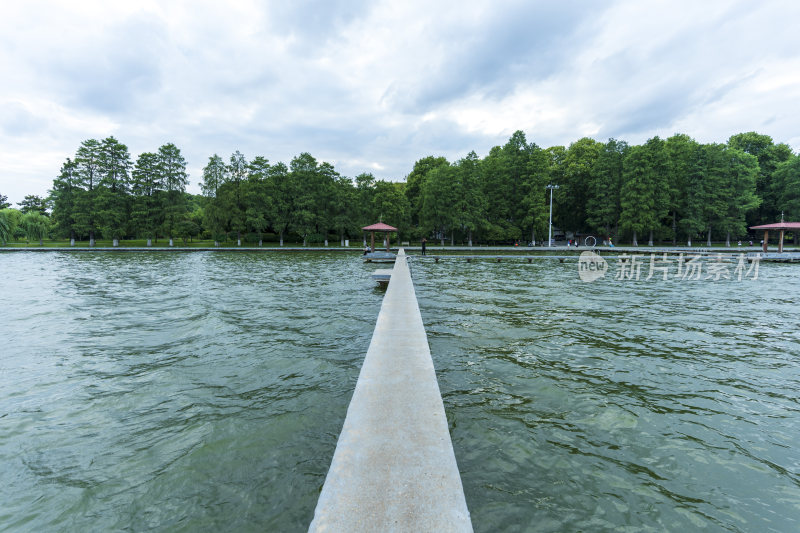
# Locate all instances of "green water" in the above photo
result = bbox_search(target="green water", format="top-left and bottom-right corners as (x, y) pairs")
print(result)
(1, 252), (799, 531)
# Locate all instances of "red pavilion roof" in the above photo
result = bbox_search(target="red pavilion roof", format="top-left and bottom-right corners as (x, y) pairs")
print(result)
(362, 222), (397, 232)
(750, 222), (800, 230)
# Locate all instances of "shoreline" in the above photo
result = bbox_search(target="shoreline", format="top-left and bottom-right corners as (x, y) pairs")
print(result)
(0, 245), (790, 253)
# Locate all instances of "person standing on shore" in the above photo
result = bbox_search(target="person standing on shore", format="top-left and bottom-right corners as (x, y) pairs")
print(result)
(421, 237), (427, 256)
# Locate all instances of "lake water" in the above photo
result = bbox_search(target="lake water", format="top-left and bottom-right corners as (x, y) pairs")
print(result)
(1, 252), (799, 532)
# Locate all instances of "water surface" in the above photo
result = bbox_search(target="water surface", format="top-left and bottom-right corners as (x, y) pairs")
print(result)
(412, 257), (800, 532)
(1, 252), (799, 532)
(1, 252), (382, 531)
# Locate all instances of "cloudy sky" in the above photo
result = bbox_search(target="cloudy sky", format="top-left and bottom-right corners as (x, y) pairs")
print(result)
(1, 0), (799, 205)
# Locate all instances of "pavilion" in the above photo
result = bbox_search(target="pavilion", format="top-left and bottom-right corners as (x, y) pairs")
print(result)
(362, 222), (397, 252)
(750, 216), (800, 253)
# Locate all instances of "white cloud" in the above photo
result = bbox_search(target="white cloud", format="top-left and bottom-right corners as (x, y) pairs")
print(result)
(1, 0), (799, 205)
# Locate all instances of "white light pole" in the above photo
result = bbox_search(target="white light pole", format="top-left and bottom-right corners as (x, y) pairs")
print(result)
(546, 184), (559, 247)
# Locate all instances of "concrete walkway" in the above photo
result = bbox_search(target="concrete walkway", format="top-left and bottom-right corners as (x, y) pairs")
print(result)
(309, 249), (472, 532)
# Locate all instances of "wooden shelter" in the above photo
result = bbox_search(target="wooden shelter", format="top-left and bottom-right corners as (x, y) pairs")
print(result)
(362, 222), (397, 252)
(750, 220), (800, 253)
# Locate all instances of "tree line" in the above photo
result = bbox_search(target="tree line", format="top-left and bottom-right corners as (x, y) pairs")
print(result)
(1, 130), (799, 247)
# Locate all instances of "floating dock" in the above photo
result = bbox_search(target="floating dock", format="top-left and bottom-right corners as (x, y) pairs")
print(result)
(371, 268), (393, 287)
(748, 251), (800, 262)
(310, 249), (472, 532)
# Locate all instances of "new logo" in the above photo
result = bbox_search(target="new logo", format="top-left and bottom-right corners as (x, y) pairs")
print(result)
(578, 251), (608, 282)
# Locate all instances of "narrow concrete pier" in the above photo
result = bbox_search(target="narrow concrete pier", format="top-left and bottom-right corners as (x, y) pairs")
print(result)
(309, 249), (472, 532)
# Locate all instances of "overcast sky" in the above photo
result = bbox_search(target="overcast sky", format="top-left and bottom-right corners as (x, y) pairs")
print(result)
(1, 0), (799, 205)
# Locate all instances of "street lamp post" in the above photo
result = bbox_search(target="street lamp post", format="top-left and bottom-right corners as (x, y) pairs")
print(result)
(546, 184), (559, 247)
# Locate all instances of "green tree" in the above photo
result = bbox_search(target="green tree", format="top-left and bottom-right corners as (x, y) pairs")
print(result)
(201, 154), (225, 198)
(454, 151), (488, 246)
(266, 162), (295, 246)
(222, 150), (248, 244)
(482, 146), (514, 241)
(420, 163), (458, 245)
(96, 137), (132, 244)
(719, 148), (760, 245)
(99, 136), (131, 192)
(0, 194), (10, 209)
(773, 155), (800, 243)
(586, 139), (627, 238)
(618, 137), (669, 245)
(619, 146), (649, 245)
(131, 152), (162, 245)
(0, 208), (22, 242)
(557, 137), (602, 234)
(331, 175), (358, 245)
(74, 139), (102, 245)
(316, 162), (340, 245)
(50, 158), (80, 243)
(404, 156), (449, 231)
(244, 156), (271, 245)
(728, 132), (792, 224)
(290, 152), (327, 246)
(665, 134), (699, 243)
(175, 219), (200, 245)
(21, 212), (49, 245)
(698, 143), (729, 246)
(201, 154), (227, 245)
(158, 143), (189, 245)
(18, 195), (49, 215)
(519, 144), (551, 245)
(678, 144), (710, 246)
(372, 180), (410, 241)
(0, 210), (10, 244)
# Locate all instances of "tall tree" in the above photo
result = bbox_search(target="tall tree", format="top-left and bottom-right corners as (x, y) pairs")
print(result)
(586, 139), (627, 238)
(50, 158), (80, 243)
(719, 148), (760, 245)
(773, 155), (800, 243)
(331, 175), (358, 245)
(420, 164), (458, 245)
(222, 150), (248, 244)
(131, 152), (162, 245)
(96, 136), (132, 244)
(404, 156), (449, 231)
(502, 131), (537, 240)
(74, 138), (102, 245)
(699, 143), (730, 246)
(99, 136), (131, 193)
(728, 132), (792, 224)
(618, 137), (669, 245)
(665, 134), (699, 243)
(201, 154), (227, 245)
(372, 180), (410, 241)
(201, 154), (225, 198)
(158, 143), (189, 244)
(454, 151), (488, 246)
(290, 152), (325, 246)
(482, 146), (513, 241)
(0, 194), (10, 209)
(244, 156), (270, 245)
(558, 137), (602, 234)
(619, 145), (649, 246)
(266, 162), (295, 246)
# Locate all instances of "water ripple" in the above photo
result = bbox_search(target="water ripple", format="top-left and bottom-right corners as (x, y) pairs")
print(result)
(0, 252), (382, 532)
(413, 258), (800, 533)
